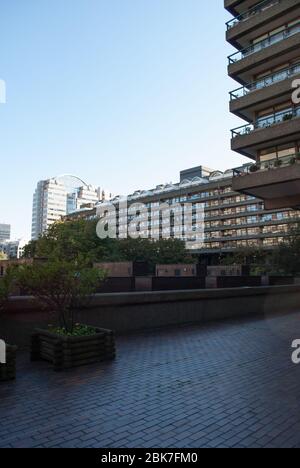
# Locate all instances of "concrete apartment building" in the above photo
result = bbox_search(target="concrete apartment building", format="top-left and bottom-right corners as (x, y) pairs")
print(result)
(0, 224), (11, 242)
(65, 165), (300, 261)
(0, 239), (27, 259)
(225, 0), (300, 209)
(32, 174), (111, 240)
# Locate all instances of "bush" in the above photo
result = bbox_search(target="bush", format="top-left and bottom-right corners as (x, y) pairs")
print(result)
(249, 164), (258, 173)
(13, 260), (106, 334)
(274, 159), (283, 168)
(272, 223), (300, 276)
(0, 273), (11, 312)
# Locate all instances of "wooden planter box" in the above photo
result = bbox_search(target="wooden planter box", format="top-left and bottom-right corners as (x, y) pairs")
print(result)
(31, 327), (116, 371)
(0, 344), (17, 382)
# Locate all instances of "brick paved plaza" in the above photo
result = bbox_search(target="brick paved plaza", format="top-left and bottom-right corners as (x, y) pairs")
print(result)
(1, 311), (300, 448)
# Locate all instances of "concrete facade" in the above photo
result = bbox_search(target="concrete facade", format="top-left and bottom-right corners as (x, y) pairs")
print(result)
(226, 0), (300, 210)
(0, 224), (10, 242)
(65, 167), (300, 257)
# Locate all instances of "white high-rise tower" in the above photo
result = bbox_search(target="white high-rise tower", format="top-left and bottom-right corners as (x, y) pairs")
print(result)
(31, 175), (109, 240)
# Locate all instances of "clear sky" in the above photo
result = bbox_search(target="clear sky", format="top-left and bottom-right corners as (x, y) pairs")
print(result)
(0, 0), (247, 239)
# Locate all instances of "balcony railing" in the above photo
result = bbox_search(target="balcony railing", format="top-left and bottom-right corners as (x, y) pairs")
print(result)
(233, 153), (300, 176)
(228, 20), (300, 64)
(230, 62), (300, 100)
(226, 0), (280, 31)
(231, 106), (300, 138)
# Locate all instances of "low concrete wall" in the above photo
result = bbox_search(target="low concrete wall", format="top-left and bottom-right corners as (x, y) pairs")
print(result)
(1, 285), (300, 349)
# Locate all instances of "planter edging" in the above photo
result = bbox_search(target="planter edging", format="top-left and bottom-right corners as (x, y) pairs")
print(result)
(31, 326), (116, 371)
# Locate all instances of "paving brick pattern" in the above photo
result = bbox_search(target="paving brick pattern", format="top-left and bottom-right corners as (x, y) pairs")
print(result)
(1, 311), (300, 448)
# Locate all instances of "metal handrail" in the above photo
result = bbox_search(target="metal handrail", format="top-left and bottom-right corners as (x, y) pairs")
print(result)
(229, 62), (300, 100)
(228, 20), (300, 64)
(233, 154), (300, 176)
(226, 0), (280, 31)
(231, 106), (300, 138)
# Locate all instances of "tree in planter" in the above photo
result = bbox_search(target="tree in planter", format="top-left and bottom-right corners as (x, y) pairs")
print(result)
(14, 260), (106, 334)
(13, 260), (116, 371)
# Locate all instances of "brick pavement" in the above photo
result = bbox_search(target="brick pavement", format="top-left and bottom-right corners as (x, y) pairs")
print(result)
(1, 311), (300, 448)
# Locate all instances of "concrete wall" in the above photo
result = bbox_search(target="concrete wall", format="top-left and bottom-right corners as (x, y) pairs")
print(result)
(94, 262), (133, 278)
(152, 277), (206, 291)
(98, 277), (135, 293)
(156, 264), (197, 277)
(98, 275), (292, 293)
(1, 284), (300, 349)
(206, 265), (250, 277)
(206, 276), (263, 289)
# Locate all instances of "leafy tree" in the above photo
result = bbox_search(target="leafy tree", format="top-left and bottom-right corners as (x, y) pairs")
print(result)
(23, 220), (194, 266)
(152, 238), (194, 265)
(111, 237), (193, 270)
(24, 220), (122, 263)
(13, 259), (106, 333)
(219, 247), (274, 274)
(23, 240), (38, 259)
(272, 224), (300, 275)
(220, 247), (266, 265)
(117, 238), (155, 264)
(24, 221), (97, 262)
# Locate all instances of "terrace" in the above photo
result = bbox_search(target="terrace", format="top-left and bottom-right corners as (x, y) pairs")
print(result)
(228, 20), (300, 64)
(229, 62), (300, 101)
(1, 310), (300, 448)
(232, 156), (300, 209)
(226, 0), (280, 31)
(233, 154), (300, 174)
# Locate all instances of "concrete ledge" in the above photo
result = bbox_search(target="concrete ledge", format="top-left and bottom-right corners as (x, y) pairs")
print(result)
(6, 284), (300, 307)
(228, 33), (300, 84)
(226, 0), (300, 48)
(2, 285), (300, 348)
(230, 74), (300, 121)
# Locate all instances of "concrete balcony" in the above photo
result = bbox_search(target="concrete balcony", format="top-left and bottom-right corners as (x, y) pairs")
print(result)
(233, 160), (300, 209)
(230, 66), (300, 120)
(228, 28), (300, 85)
(227, 0), (300, 49)
(231, 108), (300, 158)
(225, 0), (260, 16)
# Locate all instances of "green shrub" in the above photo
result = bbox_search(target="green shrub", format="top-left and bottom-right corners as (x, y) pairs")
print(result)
(13, 260), (106, 334)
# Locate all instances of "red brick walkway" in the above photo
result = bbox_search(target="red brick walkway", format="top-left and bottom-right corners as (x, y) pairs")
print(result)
(1, 311), (300, 448)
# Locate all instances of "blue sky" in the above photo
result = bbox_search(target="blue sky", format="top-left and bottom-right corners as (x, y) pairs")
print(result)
(0, 0), (246, 239)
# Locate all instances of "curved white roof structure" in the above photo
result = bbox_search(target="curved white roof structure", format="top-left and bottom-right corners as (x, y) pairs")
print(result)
(53, 174), (89, 193)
